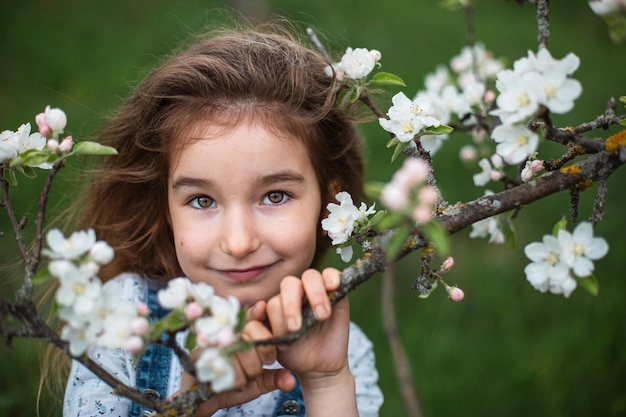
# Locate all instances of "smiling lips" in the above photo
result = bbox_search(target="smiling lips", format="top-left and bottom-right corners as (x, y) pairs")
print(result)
(218, 263), (274, 282)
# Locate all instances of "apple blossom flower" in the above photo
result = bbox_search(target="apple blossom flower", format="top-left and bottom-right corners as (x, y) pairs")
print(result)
(524, 235), (572, 295)
(184, 302), (204, 320)
(379, 92), (442, 142)
(194, 295), (240, 348)
(469, 216), (505, 244)
(195, 348), (235, 391)
(43, 228), (97, 260)
(0, 129), (20, 162)
(589, 0), (626, 16)
(321, 192), (362, 245)
(89, 241), (114, 265)
(39, 105), (67, 137)
(557, 222), (609, 277)
(157, 277), (192, 310)
(491, 123), (539, 165)
(338, 47), (380, 80)
(47, 139), (59, 151)
(473, 154), (504, 186)
(189, 281), (216, 308)
(61, 324), (97, 356)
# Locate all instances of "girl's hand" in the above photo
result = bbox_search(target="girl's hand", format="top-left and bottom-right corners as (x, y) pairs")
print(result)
(170, 317), (295, 416)
(263, 267), (358, 417)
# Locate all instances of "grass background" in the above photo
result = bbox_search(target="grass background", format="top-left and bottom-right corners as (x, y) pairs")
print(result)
(1, 1), (625, 416)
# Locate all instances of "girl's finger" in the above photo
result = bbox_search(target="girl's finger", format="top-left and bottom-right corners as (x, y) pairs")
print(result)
(265, 294), (289, 336)
(321, 267), (341, 291)
(278, 276), (304, 333)
(241, 320), (276, 365)
(301, 269), (331, 321)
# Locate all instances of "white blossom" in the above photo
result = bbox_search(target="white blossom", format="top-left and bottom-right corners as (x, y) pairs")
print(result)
(524, 235), (573, 296)
(194, 295), (240, 348)
(491, 123), (539, 165)
(88, 241), (115, 265)
(558, 222), (609, 277)
(589, 0), (626, 16)
(195, 348), (235, 392)
(157, 277), (192, 309)
(336, 246), (354, 263)
(473, 154), (504, 186)
(337, 47), (379, 80)
(379, 92), (442, 142)
(43, 228), (97, 260)
(321, 192), (362, 245)
(42, 105), (67, 135)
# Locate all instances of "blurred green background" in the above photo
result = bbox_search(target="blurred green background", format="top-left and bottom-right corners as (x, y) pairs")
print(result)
(1, 1), (625, 416)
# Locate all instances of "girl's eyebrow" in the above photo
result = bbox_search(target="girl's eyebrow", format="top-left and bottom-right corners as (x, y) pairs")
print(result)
(170, 170), (306, 194)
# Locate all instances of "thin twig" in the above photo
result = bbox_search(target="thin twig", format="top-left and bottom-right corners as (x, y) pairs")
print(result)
(536, 0), (550, 49)
(382, 264), (422, 417)
(1, 172), (30, 263)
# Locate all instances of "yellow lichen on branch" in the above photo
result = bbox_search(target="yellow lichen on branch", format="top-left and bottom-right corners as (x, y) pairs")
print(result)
(560, 165), (581, 175)
(605, 129), (626, 154)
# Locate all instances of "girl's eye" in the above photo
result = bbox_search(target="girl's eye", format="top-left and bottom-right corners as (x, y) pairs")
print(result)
(190, 196), (215, 209)
(263, 191), (289, 205)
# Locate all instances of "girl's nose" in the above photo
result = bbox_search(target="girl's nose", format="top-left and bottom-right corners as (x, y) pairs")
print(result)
(219, 207), (261, 258)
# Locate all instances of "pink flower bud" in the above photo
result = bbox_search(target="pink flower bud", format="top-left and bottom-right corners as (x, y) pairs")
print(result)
(489, 170), (503, 181)
(47, 139), (59, 151)
(215, 327), (236, 347)
(130, 317), (150, 336)
(184, 302), (204, 320)
(520, 167), (533, 183)
(381, 183), (408, 211)
(44, 106), (67, 134)
(459, 145), (477, 163)
(402, 158), (430, 183)
(137, 303), (150, 316)
(531, 160), (544, 173)
(446, 285), (464, 301)
(59, 136), (73, 153)
(369, 49), (382, 62)
(412, 204), (432, 224)
(483, 90), (496, 103)
(122, 335), (145, 353)
(471, 126), (486, 143)
(418, 185), (438, 205)
(440, 256), (455, 272)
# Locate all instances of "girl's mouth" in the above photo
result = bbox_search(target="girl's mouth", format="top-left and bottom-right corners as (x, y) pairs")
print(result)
(218, 263), (274, 283)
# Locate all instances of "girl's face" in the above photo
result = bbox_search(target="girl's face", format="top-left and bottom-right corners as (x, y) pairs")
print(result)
(167, 120), (322, 306)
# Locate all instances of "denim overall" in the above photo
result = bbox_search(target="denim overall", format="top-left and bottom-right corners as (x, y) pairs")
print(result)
(129, 280), (305, 417)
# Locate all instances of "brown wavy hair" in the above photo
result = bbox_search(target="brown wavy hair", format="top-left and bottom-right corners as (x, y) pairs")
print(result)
(77, 26), (366, 283)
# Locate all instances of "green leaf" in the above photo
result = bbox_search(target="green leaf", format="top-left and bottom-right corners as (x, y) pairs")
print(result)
(620, 119), (626, 126)
(421, 125), (454, 136)
(368, 72), (406, 87)
(32, 267), (55, 285)
(72, 141), (118, 156)
(376, 211), (405, 230)
(3, 166), (17, 186)
(12, 164), (37, 179)
(619, 96), (626, 104)
(391, 141), (409, 162)
(185, 331), (197, 351)
(21, 151), (52, 167)
(368, 209), (388, 228)
(578, 275), (599, 296)
(385, 228), (411, 259)
(503, 219), (516, 250)
(386, 137), (400, 148)
(422, 220), (449, 256)
(552, 217), (568, 236)
(364, 181), (386, 200)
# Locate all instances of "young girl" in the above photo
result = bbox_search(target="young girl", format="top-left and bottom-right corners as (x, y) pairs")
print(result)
(62, 24), (383, 417)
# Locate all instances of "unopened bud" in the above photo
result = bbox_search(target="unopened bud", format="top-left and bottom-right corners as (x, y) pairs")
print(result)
(47, 139), (59, 151)
(137, 303), (150, 316)
(521, 167), (533, 183)
(44, 106), (67, 134)
(412, 204), (432, 224)
(122, 335), (144, 353)
(59, 136), (73, 153)
(369, 49), (382, 62)
(446, 285), (464, 301)
(440, 256), (455, 272)
(531, 160), (544, 173)
(184, 302), (204, 320)
(130, 317), (150, 336)
(483, 90), (496, 104)
(459, 144), (477, 163)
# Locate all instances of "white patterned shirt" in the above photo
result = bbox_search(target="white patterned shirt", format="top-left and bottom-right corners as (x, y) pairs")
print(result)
(63, 273), (384, 417)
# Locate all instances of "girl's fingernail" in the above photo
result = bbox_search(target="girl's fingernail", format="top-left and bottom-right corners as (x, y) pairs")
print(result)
(315, 305), (329, 320)
(287, 317), (301, 332)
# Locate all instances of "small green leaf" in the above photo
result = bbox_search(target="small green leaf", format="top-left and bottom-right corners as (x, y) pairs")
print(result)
(620, 119), (626, 126)
(422, 220), (449, 256)
(369, 72), (406, 87)
(618, 96), (626, 104)
(376, 211), (405, 230)
(368, 209), (388, 228)
(391, 141), (409, 162)
(386, 137), (400, 148)
(385, 228), (411, 259)
(33, 267), (55, 285)
(421, 125), (454, 136)
(364, 181), (386, 200)
(552, 217), (568, 236)
(72, 141), (118, 156)
(3, 166), (17, 186)
(503, 219), (516, 250)
(578, 275), (599, 296)
(185, 331), (197, 351)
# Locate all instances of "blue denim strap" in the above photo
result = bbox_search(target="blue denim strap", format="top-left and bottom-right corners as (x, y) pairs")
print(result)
(129, 280), (173, 417)
(272, 372), (306, 416)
